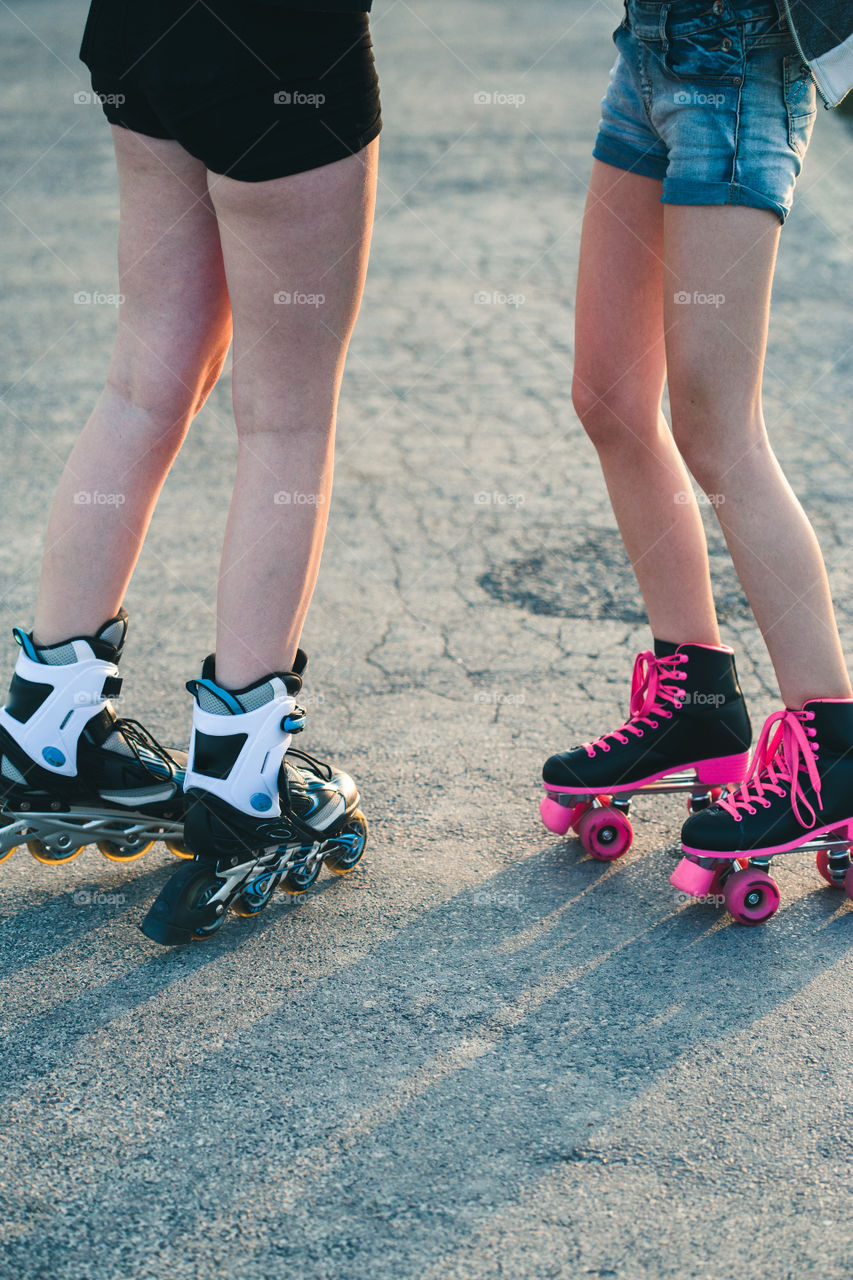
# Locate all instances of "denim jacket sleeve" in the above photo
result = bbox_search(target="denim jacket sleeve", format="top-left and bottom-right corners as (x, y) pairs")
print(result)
(778, 0), (853, 107)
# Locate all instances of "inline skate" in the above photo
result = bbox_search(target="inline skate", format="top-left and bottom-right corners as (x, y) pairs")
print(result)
(674, 699), (853, 924)
(0, 609), (188, 865)
(140, 649), (367, 945)
(541, 641), (751, 858)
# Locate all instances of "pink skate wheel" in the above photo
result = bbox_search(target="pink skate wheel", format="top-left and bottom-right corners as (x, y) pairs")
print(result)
(569, 801), (592, 834)
(723, 867), (780, 925)
(670, 857), (719, 898)
(815, 849), (845, 889)
(540, 795), (573, 836)
(577, 806), (633, 861)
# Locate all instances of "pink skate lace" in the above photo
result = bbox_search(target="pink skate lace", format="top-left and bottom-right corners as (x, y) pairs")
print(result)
(716, 708), (820, 829)
(582, 651), (688, 757)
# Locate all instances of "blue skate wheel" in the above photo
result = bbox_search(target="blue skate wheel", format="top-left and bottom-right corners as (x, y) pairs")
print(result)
(324, 810), (369, 875)
(233, 870), (279, 917)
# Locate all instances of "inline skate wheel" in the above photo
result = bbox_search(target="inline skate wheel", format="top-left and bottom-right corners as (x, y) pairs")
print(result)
(577, 806), (633, 861)
(27, 839), (84, 865)
(324, 810), (369, 874)
(540, 795), (573, 836)
(282, 853), (322, 895)
(815, 848), (846, 889)
(165, 839), (194, 860)
(0, 843), (18, 863)
(190, 880), (228, 938)
(232, 869), (279, 917)
(723, 867), (780, 925)
(97, 839), (154, 864)
(140, 863), (227, 944)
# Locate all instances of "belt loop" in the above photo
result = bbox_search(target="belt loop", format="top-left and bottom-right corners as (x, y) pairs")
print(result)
(659, 4), (670, 47)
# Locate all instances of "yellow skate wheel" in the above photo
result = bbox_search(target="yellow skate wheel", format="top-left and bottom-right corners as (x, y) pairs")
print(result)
(232, 870), (278, 917)
(28, 839), (84, 865)
(165, 839), (194, 860)
(0, 844), (18, 864)
(97, 840), (154, 864)
(324, 810), (369, 875)
(282, 857), (322, 895)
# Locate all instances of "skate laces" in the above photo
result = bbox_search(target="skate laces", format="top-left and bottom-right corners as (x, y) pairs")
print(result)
(285, 747), (333, 782)
(582, 651), (688, 757)
(110, 717), (179, 780)
(717, 708), (820, 829)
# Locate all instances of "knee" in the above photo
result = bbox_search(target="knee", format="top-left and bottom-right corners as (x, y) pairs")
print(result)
(571, 376), (655, 453)
(107, 334), (230, 439)
(671, 395), (767, 495)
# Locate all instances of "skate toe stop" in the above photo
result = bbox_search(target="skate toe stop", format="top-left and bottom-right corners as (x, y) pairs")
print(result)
(671, 857), (718, 897)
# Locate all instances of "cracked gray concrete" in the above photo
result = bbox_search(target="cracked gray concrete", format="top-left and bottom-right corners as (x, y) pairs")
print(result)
(1, 1), (852, 1278)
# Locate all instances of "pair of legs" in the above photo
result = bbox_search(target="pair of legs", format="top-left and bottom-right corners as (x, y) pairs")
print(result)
(574, 159), (851, 708)
(33, 126), (378, 688)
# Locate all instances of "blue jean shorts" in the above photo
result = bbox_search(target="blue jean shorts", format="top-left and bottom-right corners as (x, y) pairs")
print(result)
(593, 0), (817, 222)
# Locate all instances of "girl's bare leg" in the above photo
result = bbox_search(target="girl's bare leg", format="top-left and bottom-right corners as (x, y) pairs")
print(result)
(573, 159), (720, 646)
(33, 128), (232, 643)
(207, 140), (378, 688)
(663, 204), (851, 708)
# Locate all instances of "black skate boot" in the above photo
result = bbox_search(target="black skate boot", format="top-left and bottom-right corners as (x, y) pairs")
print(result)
(672, 699), (853, 923)
(540, 641), (751, 859)
(0, 610), (186, 865)
(140, 650), (367, 945)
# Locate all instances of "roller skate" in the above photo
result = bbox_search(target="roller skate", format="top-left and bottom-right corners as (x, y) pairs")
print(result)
(0, 610), (187, 866)
(673, 699), (853, 925)
(541, 641), (751, 860)
(139, 650), (367, 945)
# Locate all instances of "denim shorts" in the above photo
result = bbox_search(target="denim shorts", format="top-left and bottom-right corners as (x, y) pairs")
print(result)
(593, 0), (817, 222)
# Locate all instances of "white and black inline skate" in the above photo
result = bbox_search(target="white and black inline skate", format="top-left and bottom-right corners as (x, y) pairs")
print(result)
(0, 610), (188, 866)
(140, 649), (368, 945)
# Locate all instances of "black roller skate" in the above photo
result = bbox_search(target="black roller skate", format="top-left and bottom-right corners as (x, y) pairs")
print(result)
(674, 699), (853, 924)
(0, 610), (187, 866)
(541, 641), (751, 860)
(139, 650), (367, 945)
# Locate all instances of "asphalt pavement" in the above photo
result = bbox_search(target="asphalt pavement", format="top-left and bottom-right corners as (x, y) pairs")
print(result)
(1, 1), (852, 1277)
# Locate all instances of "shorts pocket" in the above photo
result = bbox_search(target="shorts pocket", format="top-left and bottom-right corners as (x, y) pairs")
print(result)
(783, 54), (816, 156)
(660, 5), (744, 85)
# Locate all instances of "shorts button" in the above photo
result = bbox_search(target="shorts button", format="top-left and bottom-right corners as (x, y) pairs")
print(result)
(720, 35), (733, 49)
(712, 0), (724, 12)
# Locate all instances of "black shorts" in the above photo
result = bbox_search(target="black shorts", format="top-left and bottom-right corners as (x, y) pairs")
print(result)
(79, 1), (382, 182)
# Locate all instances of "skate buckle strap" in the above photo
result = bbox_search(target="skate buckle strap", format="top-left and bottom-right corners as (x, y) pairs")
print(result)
(281, 704), (306, 734)
(717, 708), (820, 829)
(102, 675), (122, 698)
(582, 651), (688, 757)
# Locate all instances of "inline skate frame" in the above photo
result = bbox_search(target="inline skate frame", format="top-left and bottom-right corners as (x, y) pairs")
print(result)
(541, 641), (751, 860)
(140, 651), (367, 945)
(674, 700), (853, 924)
